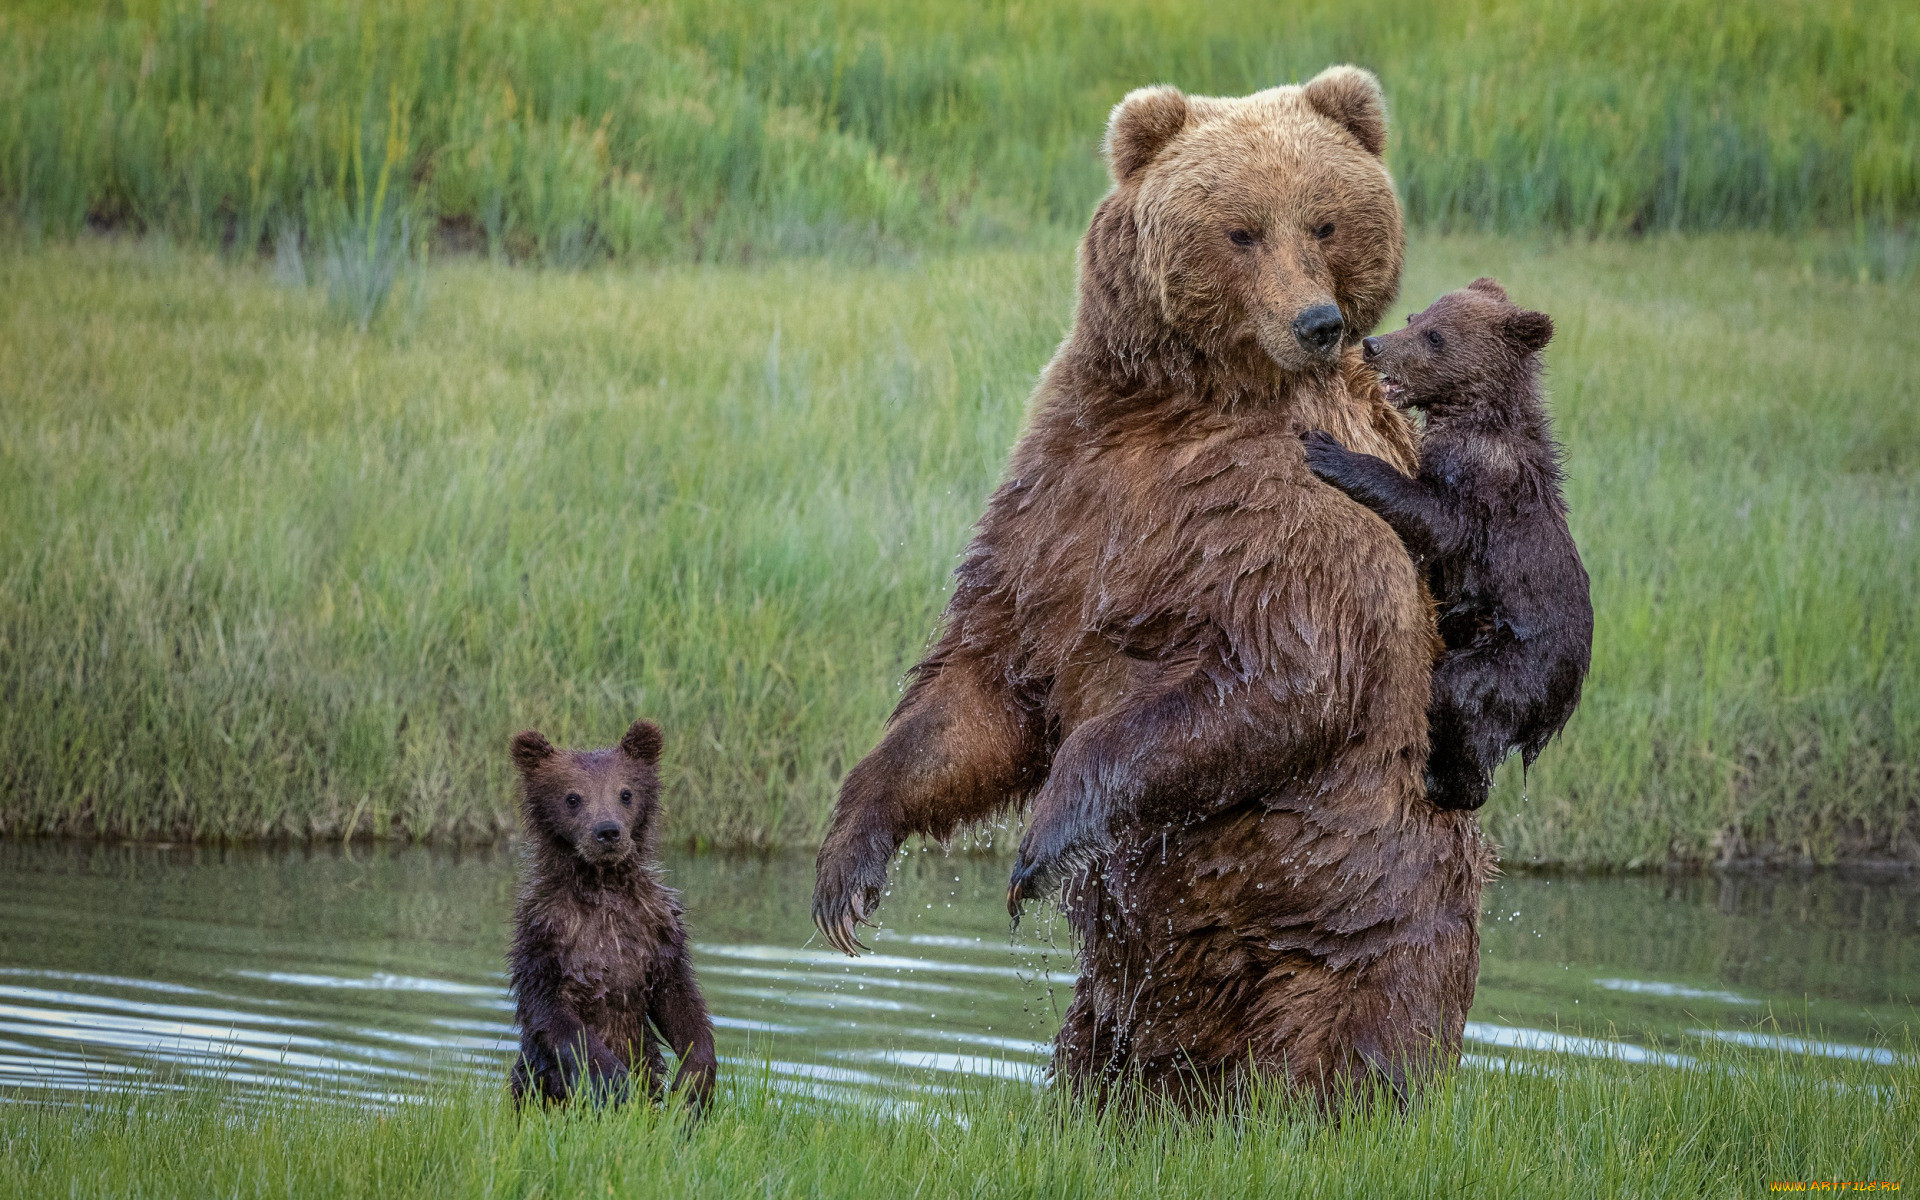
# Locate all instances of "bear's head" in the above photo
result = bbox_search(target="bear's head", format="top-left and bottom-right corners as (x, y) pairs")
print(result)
(1099, 65), (1404, 377)
(510, 720), (664, 868)
(1360, 277), (1554, 411)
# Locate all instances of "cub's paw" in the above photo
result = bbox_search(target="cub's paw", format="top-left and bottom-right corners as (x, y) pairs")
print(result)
(670, 1052), (719, 1114)
(1300, 429), (1356, 481)
(1424, 770), (1492, 812)
(586, 1061), (632, 1109)
(812, 830), (894, 956)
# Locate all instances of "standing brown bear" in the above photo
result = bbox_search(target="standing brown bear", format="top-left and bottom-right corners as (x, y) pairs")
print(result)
(813, 67), (1493, 1105)
(508, 720), (717, 1108)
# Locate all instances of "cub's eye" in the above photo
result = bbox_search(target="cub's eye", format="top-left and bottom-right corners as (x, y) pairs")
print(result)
(1313, 222), (1335, 240)
(1227, 229), (1257, 248)
(619, 789), (633, 806)
(1425, 329), (1444, 349)
(564, 793), (582, 810)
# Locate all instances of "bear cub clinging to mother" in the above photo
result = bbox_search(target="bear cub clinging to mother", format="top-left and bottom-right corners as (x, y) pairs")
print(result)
(1303, 278), (1593, 811)
(507, 719), (716, 1108)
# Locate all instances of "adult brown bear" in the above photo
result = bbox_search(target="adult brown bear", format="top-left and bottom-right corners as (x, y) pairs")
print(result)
(813, 67), (1492, 1105)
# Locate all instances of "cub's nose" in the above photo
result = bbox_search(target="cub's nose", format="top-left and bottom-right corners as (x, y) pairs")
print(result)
(590, 821), (623, 846)
(1361, 336), (1381, 361)
(1292, 304), (1345, 356)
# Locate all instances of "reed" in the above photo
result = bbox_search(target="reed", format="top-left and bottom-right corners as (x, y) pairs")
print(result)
(2, 0), (1915, 265)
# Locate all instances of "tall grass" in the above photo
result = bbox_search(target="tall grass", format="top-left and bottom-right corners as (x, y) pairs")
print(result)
(0, 231), (1913, 862)
(2, 0), (1916, 264)
(2, 1039), (1915, 1199)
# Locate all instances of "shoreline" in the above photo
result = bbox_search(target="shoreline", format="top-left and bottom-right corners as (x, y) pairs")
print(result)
(5, 832), (1914, 876)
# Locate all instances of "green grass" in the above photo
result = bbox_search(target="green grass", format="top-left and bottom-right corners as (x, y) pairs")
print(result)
(0, 231), (1913, 863)
(2, 0), (1916, 264)
(2, 1040), (1914, 1199)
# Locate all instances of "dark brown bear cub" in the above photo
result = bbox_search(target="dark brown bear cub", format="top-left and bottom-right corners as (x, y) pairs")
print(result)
(1303, 278), (1593, 812)
(507, 719), (716, 1108)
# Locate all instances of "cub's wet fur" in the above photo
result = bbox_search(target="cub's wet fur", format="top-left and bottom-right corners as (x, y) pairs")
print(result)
(507, 719), (716, 1108)
(1303, 278), (1593, 811)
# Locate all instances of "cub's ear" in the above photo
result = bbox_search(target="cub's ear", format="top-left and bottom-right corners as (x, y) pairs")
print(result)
(1467, 276), (1511, 301)
(620, 719), (663, 764)
(1506, 309), (1555, 353)
(510, 730), (554, 773)
(1105, 85), (1189, 184)
(1302, 65), (1387, 157)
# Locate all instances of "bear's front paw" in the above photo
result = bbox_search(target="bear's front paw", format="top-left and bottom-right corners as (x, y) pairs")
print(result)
(585, 1059), (632, 1108)
(1300, 429), (1356, 481)
(1424, 761), (1492, 812)
(670, 1050), (718, 1114)
(1006, 798), (1102, 920)
(812, 829), (895, 956)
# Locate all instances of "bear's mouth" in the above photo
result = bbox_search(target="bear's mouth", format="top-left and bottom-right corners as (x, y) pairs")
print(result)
(1377, 372), (1409, 406)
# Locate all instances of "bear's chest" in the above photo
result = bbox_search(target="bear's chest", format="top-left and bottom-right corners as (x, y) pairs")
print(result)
(979, 389), (1418, 727)
(548, 900), (668, 1010)
(1000, 423), (1309, 638)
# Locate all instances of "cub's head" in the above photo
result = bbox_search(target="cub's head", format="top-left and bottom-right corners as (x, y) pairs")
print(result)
(1361, 278), (1554, 411)
(1101, 65), (1404, 374)
(510, 720), (664, 867)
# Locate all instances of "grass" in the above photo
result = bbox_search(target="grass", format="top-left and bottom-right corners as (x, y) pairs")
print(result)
(0, 230), (1913, 864)
(2, 1039), (1914, 1199)
(1, 0), (1916, 264)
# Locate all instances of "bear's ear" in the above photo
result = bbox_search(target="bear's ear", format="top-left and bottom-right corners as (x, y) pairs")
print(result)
(1467, 276), (1511, 301)
(1505, 309), (1555, 353)
(1104, 85), (1190, 184)
(1302, 65), (1388, 157)
(620, 719), (663, 765)
(510, 730), (554, 774)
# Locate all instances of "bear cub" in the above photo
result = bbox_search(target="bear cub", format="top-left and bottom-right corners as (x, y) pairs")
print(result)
(1302, 277), (1593, 811)
(508, 719), (717, 1108)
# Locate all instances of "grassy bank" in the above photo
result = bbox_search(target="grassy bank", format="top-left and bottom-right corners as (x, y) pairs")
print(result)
(0, 231), (1913, 863)
(3, 1043), (1915, 1199)
(3, 0), (1916, 263)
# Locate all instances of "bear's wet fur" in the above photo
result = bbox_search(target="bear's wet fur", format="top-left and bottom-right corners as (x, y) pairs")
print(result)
(507, 720), (716, 1108)
(813, 67), (1492, 1108)
(1303, 278), (1594, 812)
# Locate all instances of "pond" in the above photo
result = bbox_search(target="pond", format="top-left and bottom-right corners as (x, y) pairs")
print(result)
(0, 840), (1913, 1104)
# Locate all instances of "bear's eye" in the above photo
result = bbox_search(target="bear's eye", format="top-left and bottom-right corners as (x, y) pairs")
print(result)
(1425, 329), (1444, 349)
(619, 789), (633, 806)
(1313, 222), (1335, 240)
(564, 793), (582, 810)
(1227, 229), (1258, 248)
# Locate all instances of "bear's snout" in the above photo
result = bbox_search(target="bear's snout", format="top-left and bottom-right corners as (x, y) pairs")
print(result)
(1361, 336), (1381, 361)
(1291, 304), (1345, 357)
(589, 820), (624, 847)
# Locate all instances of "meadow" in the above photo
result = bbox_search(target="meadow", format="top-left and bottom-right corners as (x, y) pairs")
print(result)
(0, 230), (1914, 863)
(2, 0), (1916, 264)
(0, 0), (1916, 863)
(2, 1043), (1915, 1199)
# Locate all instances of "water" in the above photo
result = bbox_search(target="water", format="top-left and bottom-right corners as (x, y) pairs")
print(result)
(0, 840), (1913, 1103)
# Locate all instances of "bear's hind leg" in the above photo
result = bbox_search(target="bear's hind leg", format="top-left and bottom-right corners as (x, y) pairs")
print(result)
(1424, 656), (1497, 810)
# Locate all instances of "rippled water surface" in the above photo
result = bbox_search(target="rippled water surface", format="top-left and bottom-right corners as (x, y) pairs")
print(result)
(0, 841), (1913, 1102)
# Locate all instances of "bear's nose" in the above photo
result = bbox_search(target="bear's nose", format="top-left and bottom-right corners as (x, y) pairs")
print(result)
(590, 821), (623, 846)
(1361, 336), (1381, 361)
(1291, 304), (1345, 356)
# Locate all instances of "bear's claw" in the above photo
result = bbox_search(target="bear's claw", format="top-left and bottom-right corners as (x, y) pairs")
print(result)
(812, 880), (878, 956)
(812, 833), (893, 956)
(1005, 853), (1058, 920)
